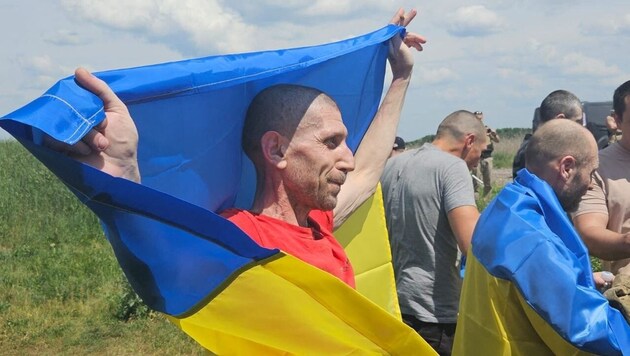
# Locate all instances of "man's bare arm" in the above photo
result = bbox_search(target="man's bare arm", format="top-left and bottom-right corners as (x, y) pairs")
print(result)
(333, 9), (426, 228)
(574, 212), (630, 260)
(447, 205), (480, 255)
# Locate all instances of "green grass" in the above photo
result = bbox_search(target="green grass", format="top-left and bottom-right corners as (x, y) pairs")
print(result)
(0, 140), (204, 355)
(0, 129), (601, 352)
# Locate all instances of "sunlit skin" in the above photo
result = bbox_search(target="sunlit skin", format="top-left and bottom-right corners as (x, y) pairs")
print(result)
(280, 97), (355, 219)
(462, 139), (487, 170)
(560, 162), (598, 212)
(615, 96), (630, 151)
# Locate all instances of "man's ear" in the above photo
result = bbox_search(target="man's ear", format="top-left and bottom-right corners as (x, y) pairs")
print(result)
(464, 133), (476, 150)
(260, 131), (288, 169)
(558, 155), (577, 182)
(555, 113), (567, 120)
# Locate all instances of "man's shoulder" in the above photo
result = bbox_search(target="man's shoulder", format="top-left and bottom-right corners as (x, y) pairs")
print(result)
(221, 208), (332, 230)
(473, 185), (548, 260)
(598, 143), (630, 177)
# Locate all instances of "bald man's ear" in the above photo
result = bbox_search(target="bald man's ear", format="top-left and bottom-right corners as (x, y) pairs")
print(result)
(260, 131), (288, 169)
(464, 133), (476, 150)
(555, 113), (567, 120)
(558, 155), (577, 182)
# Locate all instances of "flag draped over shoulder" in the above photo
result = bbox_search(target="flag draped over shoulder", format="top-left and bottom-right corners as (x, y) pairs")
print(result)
(1, 25), (434, 354)
(454, 169), (630, 355)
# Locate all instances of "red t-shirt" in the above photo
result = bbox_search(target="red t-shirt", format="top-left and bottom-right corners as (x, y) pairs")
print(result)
(221, 209), (355, 288)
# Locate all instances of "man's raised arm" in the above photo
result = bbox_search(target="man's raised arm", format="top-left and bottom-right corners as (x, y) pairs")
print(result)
(334, 8), (426, 228)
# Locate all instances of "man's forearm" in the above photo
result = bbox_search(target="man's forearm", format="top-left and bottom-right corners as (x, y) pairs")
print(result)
(333, 76), (410, 228)
(581, 226), (630, 260)
(352, 76), (410, 178)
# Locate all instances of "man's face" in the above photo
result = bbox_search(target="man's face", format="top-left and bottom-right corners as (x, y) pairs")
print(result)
(463, 135), (488, 170)
(617, 96), (630, 133)
(281, 99), (355, 211)
(568, 106), (584, 126)
(558, 150), (598, 212)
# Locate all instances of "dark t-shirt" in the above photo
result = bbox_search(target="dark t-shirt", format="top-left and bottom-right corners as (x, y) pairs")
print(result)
(512, 134), (532, 179)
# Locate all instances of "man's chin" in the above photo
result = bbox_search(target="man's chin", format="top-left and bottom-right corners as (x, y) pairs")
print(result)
(317, 196), (338, 211)
(560, 198), (580, 213)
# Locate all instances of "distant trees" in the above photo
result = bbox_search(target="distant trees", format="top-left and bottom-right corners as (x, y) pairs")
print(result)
(404, 128), (531, 150)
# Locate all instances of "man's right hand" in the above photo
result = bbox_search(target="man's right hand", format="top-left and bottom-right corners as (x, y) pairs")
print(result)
(387, 8), (426, 81)
(44, 68), (140, 182)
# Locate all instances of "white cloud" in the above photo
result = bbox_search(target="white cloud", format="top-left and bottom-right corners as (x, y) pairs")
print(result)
(16, 55), (69, 90)
(497, 67), (543, 89)
(45, 30), (89, 46)
(60, 0), (259, 55)
(417, 67), (459, 84)
(446, 5), (504, 37)
(561, 53), (621, 77)
(618, 13), (630, 34)
(22, 55), (55, 73)
(301, 0), (392, 17)
(534, 43), (621, 78)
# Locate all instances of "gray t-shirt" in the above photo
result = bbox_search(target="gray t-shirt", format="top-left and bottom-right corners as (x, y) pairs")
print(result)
(381, 143), (476, 323)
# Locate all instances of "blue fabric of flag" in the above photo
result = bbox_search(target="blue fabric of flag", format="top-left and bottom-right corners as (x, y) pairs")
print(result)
(0, 25), (402, 317)
(457, 169), (630, 355)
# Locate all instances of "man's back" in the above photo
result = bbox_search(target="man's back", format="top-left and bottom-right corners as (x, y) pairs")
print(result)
(455, 155), (630, 355)
(381, 143), (475, 323)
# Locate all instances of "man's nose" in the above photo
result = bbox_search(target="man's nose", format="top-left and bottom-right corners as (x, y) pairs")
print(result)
(337, 143), (355, 172)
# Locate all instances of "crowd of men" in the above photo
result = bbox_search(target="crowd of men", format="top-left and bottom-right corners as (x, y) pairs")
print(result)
(47, 8), (630, 356)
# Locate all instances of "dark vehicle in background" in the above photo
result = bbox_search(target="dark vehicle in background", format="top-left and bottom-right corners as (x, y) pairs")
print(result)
(532, 101), (613, 150)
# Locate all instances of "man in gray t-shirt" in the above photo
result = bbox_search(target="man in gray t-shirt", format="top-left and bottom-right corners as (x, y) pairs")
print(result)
(381, 110), (485, 355)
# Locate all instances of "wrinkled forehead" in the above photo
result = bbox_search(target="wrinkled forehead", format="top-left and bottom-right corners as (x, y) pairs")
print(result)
(298, 98), (345, 132)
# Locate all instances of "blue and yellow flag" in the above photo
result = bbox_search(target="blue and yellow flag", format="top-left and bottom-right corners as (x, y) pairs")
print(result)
(1, 25), (434, 354)
(454, 169), (630, 355)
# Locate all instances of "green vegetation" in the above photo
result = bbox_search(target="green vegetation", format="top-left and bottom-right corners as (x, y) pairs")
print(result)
(0, 141), (204, 355)
(406, 128), (530, 169)
(0, 126), (600, 352)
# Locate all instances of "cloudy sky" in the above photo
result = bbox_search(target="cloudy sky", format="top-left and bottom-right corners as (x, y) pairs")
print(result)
(1, 0), (629, 141)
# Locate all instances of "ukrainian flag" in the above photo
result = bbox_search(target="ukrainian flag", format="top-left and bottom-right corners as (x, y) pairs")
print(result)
(454, 169), (630, 355)
(1, 25), (434, 354)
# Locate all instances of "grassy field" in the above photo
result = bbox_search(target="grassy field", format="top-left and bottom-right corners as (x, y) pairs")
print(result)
(492, 129), (526, 169)
(0, 129), (599, 353)
(0, 133), (530, 354)
(0, 140), (205, 355)
(406, 127), (529, 170)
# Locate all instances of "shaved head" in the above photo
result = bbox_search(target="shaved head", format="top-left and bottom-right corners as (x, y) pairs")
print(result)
(526, 119), (598, 211)
(526, 119), (596, 173)
(435, 110), (486, 141)
(242, 84), (339, 162)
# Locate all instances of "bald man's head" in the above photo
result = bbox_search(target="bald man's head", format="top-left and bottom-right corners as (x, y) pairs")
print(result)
(435, 110), (486, 142)
(526, 120), (596, 172)
(525, 119), (598, 211)
(242, 84), (338, 163)
(433, 110), (487, 169)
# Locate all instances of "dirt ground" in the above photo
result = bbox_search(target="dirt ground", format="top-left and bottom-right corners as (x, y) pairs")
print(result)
(493, 167), (513, 188)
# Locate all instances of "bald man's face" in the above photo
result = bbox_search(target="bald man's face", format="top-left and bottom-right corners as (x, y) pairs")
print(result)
(463, 134), (488, 170)
(557, 142), (598, 212)
(281, 98), (355, 211)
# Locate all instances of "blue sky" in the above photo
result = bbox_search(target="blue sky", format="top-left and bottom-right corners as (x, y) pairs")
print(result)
(1, 0), (629, 141)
